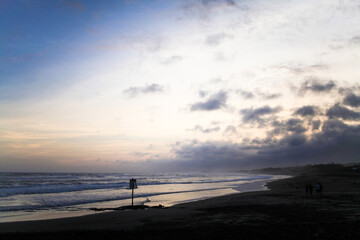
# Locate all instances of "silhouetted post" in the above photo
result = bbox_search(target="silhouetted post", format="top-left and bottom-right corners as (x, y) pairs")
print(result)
(132, 188), (134, 206)
(129, 178), (137, 206)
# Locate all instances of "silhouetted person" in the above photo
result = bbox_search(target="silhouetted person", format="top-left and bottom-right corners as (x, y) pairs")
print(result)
(305, 183), (309, 194)
(316, 183), (321, 193)
(309, 183), (313, 196)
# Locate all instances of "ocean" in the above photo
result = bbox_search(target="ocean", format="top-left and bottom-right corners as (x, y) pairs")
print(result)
(0, 172), (279, 222)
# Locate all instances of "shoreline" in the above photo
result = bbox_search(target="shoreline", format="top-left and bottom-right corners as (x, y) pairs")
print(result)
(0, 175), (285, 232)
(1, 168), (360, 239)
(0, 174), (280, 224)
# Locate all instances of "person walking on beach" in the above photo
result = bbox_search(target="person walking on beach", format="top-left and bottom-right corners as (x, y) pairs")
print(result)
(320, 183), (323, 193)
(309, 183), (313, 196)
(315, 183), (321, 193)
(316, 183), (323, 195)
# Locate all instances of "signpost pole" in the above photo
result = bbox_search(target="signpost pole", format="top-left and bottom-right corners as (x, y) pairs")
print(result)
(129, 178), (137, 207)
(131, 188), (134, 206)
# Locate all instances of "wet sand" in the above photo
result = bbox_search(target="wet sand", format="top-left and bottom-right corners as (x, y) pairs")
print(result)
(1, 166), (360, 239)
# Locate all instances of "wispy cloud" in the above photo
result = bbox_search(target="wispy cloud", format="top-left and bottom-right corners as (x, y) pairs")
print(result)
(277, 63), (328, 75)
(224, 125), (237, 135)
(161, 55), (183, 65)
(188, 124), (221, 133)
(123, 83), (164, 97)
(258, 92), (282, 100)
(350, 36), (360, 45)
(205, 33), (232, 46)
(236, 89), (254, 99)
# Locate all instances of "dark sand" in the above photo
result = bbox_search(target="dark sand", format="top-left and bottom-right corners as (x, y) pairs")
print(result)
(1, 165), (360, 239)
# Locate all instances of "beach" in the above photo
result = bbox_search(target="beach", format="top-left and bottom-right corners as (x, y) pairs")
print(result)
(1, 165), (360, 239)
(0, 172), (274, 222)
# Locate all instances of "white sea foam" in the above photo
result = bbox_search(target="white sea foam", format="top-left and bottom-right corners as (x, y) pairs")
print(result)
(0, 173), (271, 197)
(0, 172), (275, 222)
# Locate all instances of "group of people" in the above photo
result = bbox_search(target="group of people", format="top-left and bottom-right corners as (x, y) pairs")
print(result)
(305, 182), (323, 196)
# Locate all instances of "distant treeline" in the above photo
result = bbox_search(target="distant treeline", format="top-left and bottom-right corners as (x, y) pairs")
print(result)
(243, 163), (360, 176)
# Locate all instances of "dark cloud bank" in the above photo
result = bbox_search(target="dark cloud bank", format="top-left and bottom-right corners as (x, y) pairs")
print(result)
(129, 81), (360, 172)
(165, 118), (360, 171)
(144, 101), (360, 172)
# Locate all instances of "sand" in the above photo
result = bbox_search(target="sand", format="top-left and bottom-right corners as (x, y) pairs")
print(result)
(1, 166), (360, 239)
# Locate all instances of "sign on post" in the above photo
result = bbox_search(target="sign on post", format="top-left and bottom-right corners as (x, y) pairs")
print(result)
(129, 178), (137, 206)
(129, 178), (137, 189)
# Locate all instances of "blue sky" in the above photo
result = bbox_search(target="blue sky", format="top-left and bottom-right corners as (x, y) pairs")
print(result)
(1, 0), (174, 97)
(1, 0), (360, 172)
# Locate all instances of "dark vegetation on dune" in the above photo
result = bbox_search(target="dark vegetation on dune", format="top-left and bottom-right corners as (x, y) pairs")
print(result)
(247, 162), (360, 176)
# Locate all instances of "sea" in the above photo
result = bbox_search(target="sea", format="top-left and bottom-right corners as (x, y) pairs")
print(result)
(0, 172), (281, 222)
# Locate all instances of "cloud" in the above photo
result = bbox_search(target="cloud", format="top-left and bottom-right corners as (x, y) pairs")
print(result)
(161, 55), (183, 65)
(201, 0), (238, 7)
(173, 141), (248, 169)
(294, 105), (317, 117)
(123, 83), (164, 97)
(350, 36), (360, 45)
(240, 105), (282, 124)
(191, 91), (228, 111)
(259, 92), (282, 100)
(211, 121), (222, 125)
(131, 151), (150, 157)
(188, 125), (221, 133)
(205, 33), (231, 46)
(236, 90), (281, 100)
(326, 104), (360, 120)
(280, 134), (307, 146)
(299, 79), (336, 95)
(224, 125), (237, 134)
(168, 119), (360, 171)
(343, 93), (360, 107)
(236, 89), (254, 99)
(285, 118), (307, 133)
(181, 0), (244, 24)
(199, 91), (208, 98)
(169, 119), (360, 170)
(185, 0), (239, 11)
(271, 118), (307, 135)
(319, 119), (347, 137)
(277, 63), (328, 75)
(312, 120), (321, 130)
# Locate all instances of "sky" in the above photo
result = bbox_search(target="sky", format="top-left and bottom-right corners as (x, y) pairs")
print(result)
(1, 0), (360, 173)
